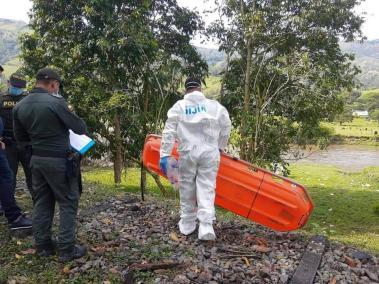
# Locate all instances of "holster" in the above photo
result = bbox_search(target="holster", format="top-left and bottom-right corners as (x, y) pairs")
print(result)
(66, 152), (83, 194)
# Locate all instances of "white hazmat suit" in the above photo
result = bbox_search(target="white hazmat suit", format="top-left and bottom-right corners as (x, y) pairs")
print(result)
(160, 90), (231, 240)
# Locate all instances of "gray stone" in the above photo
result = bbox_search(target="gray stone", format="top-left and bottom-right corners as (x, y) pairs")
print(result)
(351, 250), (372, 262)
(365, 269), (379, 282)
(173, 275), (190, 284)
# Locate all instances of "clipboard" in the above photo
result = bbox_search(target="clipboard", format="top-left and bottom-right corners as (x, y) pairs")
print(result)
(69, 130), (95, 154)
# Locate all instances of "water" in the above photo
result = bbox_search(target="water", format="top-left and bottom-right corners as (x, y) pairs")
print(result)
(288, 145), (379, 171)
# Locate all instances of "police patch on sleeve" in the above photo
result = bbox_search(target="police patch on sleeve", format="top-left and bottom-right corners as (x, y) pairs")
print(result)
(51, 93), (63, 99)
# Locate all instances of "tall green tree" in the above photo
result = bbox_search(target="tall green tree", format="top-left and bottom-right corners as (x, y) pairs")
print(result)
(209, 0), (364, 171)
(20, 0), (207, 183)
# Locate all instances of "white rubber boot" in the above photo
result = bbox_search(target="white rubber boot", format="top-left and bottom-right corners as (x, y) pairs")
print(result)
(178, 219), (197, 235)
(198, 222), (216, 240)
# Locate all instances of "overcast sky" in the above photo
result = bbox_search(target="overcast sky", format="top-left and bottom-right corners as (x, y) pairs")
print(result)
(0, 0), (378, 46)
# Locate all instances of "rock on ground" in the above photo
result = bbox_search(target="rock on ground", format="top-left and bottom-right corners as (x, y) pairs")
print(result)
(72, 194), (379, 283)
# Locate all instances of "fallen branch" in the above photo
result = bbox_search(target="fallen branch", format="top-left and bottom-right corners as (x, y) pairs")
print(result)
(219, 247), (254, 254)
(219, 254), (258, 258)
(147, 170), (167, 197)
(129, 261), (184, 271)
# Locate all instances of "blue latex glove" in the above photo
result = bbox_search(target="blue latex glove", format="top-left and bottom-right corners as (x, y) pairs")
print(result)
(159, 156), (169, 176)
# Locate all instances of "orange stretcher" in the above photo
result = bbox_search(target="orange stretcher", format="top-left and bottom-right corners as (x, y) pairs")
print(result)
(142, 135), (313, 232)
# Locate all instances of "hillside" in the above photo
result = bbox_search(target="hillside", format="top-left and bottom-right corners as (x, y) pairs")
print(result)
(196, 41), (379, 88)
(0, 18), (28, 65)
(340, 40), (379, 89)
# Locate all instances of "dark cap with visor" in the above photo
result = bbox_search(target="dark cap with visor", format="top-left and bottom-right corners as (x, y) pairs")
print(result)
(36, 67), (62, 84)
(185, 77), (201, 90)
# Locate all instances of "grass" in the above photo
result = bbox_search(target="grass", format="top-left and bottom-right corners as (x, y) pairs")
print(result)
(82, 167), (177, 200)
(323, 118), (379, 139)
(290, 164), (379, 253)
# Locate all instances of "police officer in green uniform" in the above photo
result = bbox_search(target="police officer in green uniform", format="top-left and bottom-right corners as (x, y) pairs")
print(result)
(13, 68), (87, 262)
(0, 72), (34, 199)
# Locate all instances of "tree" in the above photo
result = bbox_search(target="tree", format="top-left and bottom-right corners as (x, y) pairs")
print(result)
(20, 0), (207, 183)
(336, 107), (353, 125)
(208, 0), (364, 171)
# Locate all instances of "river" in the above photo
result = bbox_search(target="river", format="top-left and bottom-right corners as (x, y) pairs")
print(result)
(288, 144), (379, 171)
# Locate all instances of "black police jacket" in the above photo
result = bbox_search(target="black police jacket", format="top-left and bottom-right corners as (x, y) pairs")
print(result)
(0, 91), (28, 139)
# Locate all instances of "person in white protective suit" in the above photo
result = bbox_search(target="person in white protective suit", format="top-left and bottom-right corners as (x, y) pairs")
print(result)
(159, 77), (231, 240)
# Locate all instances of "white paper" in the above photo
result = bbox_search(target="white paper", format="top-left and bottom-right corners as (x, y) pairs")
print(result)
(69, 130), (95, 154)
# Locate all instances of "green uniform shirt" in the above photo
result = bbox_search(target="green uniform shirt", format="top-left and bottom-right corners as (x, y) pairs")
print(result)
(13, 87), (87, 153)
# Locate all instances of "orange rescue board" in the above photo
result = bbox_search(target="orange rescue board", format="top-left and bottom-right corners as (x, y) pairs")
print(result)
(142, 135), (314, 232)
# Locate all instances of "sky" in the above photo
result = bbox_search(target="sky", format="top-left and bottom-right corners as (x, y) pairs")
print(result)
(0, 0), (378, 45)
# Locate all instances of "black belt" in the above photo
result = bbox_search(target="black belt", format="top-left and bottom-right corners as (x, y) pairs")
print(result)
(32, 149), (68, 158)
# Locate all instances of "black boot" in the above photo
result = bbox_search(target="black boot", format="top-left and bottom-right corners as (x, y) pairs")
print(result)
(9, 214), (32, 231)
(36, 239), (57, 257)
(58, 244), (87, 263)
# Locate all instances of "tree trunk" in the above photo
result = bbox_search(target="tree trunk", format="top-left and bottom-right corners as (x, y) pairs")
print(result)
(240, 36), (253, 160)
(113, 111), (123, 184)
(140, 162), (147, 201)
(140, 77), (150, 195)
(220, 52), (231, 99)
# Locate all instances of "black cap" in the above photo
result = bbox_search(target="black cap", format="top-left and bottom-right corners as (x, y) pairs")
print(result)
(9, 72), (27, 88)
(36, 67), (62, 83)
(0, 65), (4, 72)
(185, 77), (201, 90)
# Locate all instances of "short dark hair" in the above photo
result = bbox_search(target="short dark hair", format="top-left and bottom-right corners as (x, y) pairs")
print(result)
(185, 77), (201, 90)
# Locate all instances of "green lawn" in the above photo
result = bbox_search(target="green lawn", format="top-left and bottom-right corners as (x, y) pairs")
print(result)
(84, 164), (379, 253)
(323, 117), (379, 138)
(291, 164), (379, 253)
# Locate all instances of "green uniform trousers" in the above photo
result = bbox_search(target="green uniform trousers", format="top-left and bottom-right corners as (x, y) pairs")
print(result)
(31, 156), (80, 252)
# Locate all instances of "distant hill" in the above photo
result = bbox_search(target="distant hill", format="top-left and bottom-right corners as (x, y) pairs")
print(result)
(340, 40), (379, 89)
(196, 40), (379, 89)
(0, 18), (28, 66)
(195, 47), (225, 75)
